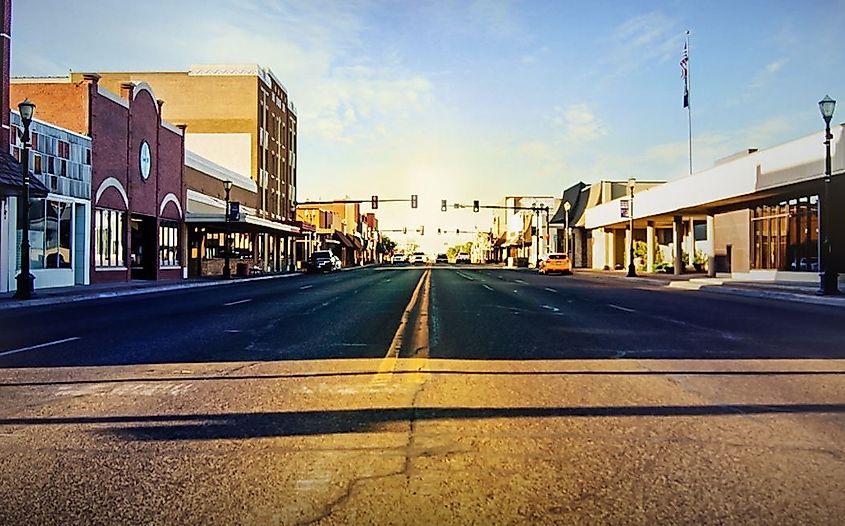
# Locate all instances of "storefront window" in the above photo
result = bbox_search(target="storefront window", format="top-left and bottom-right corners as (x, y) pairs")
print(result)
(752, 196), (818, 271)
(94, 208), (125, 267)
(159, 222), (180, 267)
(20, 198), (73, 270)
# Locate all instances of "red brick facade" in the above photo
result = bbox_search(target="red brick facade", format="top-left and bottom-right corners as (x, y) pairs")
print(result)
(1, 0), (10, 154)
(11, 75), (186, 283)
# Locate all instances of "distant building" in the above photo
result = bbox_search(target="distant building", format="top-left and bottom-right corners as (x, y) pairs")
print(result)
(491, 195), (558, 267)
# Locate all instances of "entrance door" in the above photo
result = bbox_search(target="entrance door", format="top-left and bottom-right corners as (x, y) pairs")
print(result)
(130, 215), (156, 280)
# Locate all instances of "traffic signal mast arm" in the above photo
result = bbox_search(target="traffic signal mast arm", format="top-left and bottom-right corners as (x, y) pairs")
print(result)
(452, 203), (550, 212)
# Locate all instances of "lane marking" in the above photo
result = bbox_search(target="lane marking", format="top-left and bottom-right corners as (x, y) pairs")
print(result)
(225, 329), (242, 333)
(224, 299), (252, 306)
(0, 337), (81, 358)
(299, 285), (314, 290)
(541, 304), (560, 313)
(608, 304), (636, 313)
(373, 269), (431, 385)
(483, 284), (494, 291)
(514, 279), (527, 284)
(544, 287), (557, 293)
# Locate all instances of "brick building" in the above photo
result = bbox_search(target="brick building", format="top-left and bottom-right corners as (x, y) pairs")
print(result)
(80, 65), (300, 273)
(11, 74), (187, 283)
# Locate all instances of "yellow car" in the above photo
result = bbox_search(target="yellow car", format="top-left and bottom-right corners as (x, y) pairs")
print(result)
(539, 253), (572, 275)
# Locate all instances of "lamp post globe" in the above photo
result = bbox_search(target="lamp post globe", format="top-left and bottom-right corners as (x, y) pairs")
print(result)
(626, 178), (637, 278)
(817, 95), (838, 295)
(14, 99), (36, 300)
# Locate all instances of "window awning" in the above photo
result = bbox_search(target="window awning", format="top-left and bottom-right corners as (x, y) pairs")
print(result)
(0, 151), (49, 198)
(333, 231), (355, 249)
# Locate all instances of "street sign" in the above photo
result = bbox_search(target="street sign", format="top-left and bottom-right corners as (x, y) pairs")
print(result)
(620, 199), (630, 218)
(228, 202), (241, 221)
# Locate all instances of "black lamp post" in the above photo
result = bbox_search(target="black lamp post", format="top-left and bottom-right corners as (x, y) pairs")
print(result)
(818, 95), (837, 295)
(223, 180), (232, 279)
(14, 99), (36, 300)
(563, 201), (571, 257)
(626, 177), (637, 277)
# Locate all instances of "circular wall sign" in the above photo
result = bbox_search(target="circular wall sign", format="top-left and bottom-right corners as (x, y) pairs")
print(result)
(139, 141), (152, 180)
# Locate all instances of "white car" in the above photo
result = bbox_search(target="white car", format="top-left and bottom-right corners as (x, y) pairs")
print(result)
(392, 254), (406, 264)
(455, 252), (471, 264)
(409, 252), (427, 265)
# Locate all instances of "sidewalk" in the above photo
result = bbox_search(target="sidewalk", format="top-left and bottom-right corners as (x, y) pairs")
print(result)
(0, 271), (302, 311)
(573, 269), (845, 308)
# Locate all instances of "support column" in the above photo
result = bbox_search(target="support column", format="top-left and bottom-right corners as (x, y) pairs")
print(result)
(624, 228), (632, 268)
(646, 221), (655, 273)
(688, 218), (696, 268)
(673, 216), (683, 275)
(706, 214), (716, 277)
(606, 229), (615, 270)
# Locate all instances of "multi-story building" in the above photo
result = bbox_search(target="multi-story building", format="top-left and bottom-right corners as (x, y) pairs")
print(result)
(1, 112), (92, 290)
(11, 74), (187, 284)
(84, 65), (299, 272)
(491, 195), (558, 267)
(297, 201), (362, 266)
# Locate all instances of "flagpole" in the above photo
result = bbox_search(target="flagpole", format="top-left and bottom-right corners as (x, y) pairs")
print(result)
(686, 30), (693, 175)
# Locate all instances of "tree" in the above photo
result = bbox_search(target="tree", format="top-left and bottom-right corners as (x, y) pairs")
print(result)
(378, 235), (397, 256)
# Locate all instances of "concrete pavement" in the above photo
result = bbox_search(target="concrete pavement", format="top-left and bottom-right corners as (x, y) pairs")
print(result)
(1, 265), (844, 524)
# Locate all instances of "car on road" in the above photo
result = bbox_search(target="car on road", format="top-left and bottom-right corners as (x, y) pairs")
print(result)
(392, 253), (406, 264)
(538, 253), (572, 275)
(409, 252), (427, 265)
(455, 252), (471, 264)
(435, 253), (449, 264)
(308, 250), (341, 273)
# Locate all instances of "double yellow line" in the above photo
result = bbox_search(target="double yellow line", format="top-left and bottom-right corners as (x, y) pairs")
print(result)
(372, 269), (431, 385)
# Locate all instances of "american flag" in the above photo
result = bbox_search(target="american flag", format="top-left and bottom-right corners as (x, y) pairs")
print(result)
(680, 42), (689, 108)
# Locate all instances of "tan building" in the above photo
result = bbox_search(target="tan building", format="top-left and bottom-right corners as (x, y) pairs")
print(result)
(297, 201), (363, 266)
(77, 64), (299, 272)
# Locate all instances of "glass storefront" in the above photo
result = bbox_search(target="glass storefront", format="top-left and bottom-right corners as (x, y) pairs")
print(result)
(752, 196), (818, 271)
(22, 198), (73, 270)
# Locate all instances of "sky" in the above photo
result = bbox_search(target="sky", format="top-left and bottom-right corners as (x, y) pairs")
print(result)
(11, 0), (845, 251)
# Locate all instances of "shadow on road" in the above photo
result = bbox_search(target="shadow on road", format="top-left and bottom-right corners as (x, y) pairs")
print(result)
(2, 404), (844, 441)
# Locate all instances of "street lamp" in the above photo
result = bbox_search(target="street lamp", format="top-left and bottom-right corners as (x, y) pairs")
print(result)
(818, 95), (838, 295)
(14, 99), (36, 300)
(223, 180), (233, 279)
(626, 177), (637, 277)
(563, 201), (571, 258)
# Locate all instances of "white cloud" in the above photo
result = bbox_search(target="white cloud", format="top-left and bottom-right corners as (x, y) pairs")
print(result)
(553, 104), (607, 143)
(602, 12), (683, 77)
(765, 59), (788, 74)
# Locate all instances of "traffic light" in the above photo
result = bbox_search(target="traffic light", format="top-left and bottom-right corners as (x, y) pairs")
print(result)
(371, 195), (378, 209)
(441, 199), (447, 212)
(473, 200), (480, 212)
(437, 228), (441, 234)
(411, 194), (418, 209)
(403, 227), (407, 234)
(456, 229), (460, 234)
(420, 225), (425, 236)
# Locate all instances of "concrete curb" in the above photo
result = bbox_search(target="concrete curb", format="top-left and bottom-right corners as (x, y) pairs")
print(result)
(572, 270), (845, 308)
(0, 272), (303, 311)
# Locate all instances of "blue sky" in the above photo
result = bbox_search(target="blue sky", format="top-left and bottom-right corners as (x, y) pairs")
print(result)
(11, 0), (845, 244)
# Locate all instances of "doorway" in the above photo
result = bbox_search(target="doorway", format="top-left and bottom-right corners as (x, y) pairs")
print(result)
(130, 215), (156, 279)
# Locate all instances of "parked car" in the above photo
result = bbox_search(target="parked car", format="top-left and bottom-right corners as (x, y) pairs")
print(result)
(308, 250), (340, 273)
(435, 253), (449, 264)
(538, 253), (572, 275)
(392, 254), (406, 264)
(455, 252), (471, 264)
(409, 252), (427, 265)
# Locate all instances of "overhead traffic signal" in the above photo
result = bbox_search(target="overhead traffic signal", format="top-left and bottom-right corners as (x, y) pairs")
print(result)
(403, 227), (407, 234)
(411, 194), (418, 209)
(420, 225), (425, 236)
(473, 200), (480, 212)
(371, 195), (378, 209)
(441, 199), (447, 212)
(437, 228), (441, 234)
(456, 229), (460, 234)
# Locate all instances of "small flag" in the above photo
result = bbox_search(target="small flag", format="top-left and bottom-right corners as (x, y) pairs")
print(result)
(680, 42), (689, 108)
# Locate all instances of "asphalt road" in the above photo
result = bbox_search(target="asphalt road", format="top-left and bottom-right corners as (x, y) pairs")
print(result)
(1, 265), (844, 524)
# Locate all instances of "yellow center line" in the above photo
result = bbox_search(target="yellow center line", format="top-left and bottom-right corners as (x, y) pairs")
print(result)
(372, 269), (431, 385)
